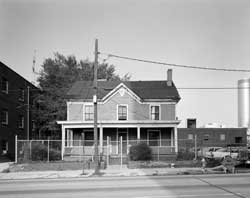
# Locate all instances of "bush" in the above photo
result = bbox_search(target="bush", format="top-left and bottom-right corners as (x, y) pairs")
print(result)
(31, 142), (61, 161)
(177, 149), (195, 160)
(129, 142), (152, 161)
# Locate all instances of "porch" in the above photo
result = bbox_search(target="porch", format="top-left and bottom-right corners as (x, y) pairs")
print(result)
(61, 126), (178, 161)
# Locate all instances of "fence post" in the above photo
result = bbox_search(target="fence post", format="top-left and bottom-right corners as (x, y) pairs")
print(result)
(194, 134), (197, 160)
(15, 135), (17, 163)
(107, 136), (109, 167)
(120, 136), (123, 168)
(82, 133), (85, 174)
(158, 139), (160, 161)
(29, 140), (32, 160)
(47, 137), (50, 163)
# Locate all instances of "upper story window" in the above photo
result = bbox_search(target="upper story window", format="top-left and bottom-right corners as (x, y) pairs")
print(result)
(85, 105), (93, 121)
(150, 105), (160, 120)
(118, 105), (127, 120)
(1, 110), (8, 125)
(1, 77), (8, 94)
(19, 89), (25, 101)
(18, 115), (24, 129)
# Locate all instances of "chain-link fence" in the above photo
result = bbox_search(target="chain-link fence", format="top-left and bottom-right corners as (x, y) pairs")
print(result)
(16, 138), (62, 163)
(15, 136), (248, 166)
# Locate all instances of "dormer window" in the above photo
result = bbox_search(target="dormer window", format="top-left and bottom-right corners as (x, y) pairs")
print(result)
(150, 105), (160, 120)
(118, 105), (127, 120)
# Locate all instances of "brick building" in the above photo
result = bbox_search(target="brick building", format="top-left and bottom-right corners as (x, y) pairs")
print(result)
(0, 61), (38, 159)
(178, 128), (247, 148)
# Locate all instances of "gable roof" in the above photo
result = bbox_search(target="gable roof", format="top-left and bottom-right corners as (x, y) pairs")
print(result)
(66, 80), (181, 102)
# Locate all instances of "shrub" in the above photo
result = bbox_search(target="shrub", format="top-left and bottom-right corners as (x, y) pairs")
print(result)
(177, 149), (195, 160)
(129, 142), (152, 161)
(31, 142), (61, 161)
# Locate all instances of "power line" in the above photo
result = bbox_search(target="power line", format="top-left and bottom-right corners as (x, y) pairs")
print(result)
(6, 86), (250, 94)
(100, 52), (250, 72)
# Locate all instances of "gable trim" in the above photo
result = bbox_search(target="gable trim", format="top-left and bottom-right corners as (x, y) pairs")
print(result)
(102, 83), (142, 104)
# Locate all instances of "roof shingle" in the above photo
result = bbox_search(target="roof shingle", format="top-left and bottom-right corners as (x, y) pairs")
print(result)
(66, 80), (180, 101)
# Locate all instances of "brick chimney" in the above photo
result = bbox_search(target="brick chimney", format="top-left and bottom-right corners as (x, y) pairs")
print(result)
(167, 69), (172, 86)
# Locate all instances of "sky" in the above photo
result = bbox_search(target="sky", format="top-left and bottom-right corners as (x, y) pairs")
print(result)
(1, 0), (250, 127)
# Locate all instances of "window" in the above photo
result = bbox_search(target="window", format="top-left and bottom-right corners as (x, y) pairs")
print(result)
(148, 131), (160, 146)
(220, 134), (225, 141)
(203, 134), (209, 141)
(85, 105), (93, 121)
(1, 77), (8, 94)
(32, 120), (36, 131)
(188, 134), (193, 140)
(19, 89), (25, 101)
(18, 115), (24, 129)
(1, 140), (8, 155)
(1, 110), (8, 125)
(84, 131), (94, 146)
(235, 137), (243, 144)
(150, 106), (159, 120)
(118, 105), (127, 120)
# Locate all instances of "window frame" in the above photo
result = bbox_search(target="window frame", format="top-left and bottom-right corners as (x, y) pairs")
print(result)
(220, 134), (226, 141)
(117, 104), (128, 121)
(150, 105), (160, 120)
(147, 130), (161, 146)
(84, 105), (94, 121)
(203, 134), (209, 141)
(18, 115), (24, 129)
(19, 88), (25, 101)
(1, 77), (8, 94)
(187, 133), (194, 140)
(1, 110), (8, 125)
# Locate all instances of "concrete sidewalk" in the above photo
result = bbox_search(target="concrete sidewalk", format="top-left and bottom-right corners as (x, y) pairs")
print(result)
(0, 166), (204, 180)
(1, 163), (249, 180)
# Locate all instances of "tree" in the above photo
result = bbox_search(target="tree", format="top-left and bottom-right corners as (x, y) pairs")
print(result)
(33, 52), (129, 139)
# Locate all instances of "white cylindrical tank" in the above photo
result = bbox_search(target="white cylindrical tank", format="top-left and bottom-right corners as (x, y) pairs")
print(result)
(238, 79), (250, 127)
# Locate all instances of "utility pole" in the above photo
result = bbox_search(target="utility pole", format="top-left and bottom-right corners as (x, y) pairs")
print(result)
(27, 86), (30, 140)
(93, 39), (99, 174)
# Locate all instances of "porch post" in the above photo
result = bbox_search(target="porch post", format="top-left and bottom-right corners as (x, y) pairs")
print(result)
(61, 125), (66, 160)
(171, 129), (174, 147)
(66, 129), (69, 147)
(174, 127), (178, 153)
(70, 129), (73, 147)
(99, 126), (103, 148)
(137, 126), (140, 140)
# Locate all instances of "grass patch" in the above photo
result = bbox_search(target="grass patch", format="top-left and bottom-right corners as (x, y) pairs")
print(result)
(9, 161), (86, 172)
(128, 160), (202, 169)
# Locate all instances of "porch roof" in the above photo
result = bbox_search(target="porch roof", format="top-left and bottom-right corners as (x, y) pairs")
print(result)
(57, 120), (181, 128)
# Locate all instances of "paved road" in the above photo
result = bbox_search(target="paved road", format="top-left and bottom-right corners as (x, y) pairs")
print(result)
(0, 174), (249, 198)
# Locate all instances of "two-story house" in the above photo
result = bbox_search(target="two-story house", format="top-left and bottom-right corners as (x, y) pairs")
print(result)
(58, 69), (181, 160)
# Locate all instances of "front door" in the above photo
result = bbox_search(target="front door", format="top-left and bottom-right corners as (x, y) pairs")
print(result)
(118, 129), (128, 154)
